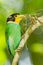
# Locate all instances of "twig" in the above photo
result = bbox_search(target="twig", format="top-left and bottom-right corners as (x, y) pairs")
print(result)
(12, 15), (43, 65)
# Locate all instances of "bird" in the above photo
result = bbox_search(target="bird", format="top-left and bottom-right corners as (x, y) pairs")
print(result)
(6, 13), (25, 57)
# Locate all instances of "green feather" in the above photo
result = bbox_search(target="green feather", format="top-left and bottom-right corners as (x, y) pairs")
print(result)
(6, 22), (21, 56)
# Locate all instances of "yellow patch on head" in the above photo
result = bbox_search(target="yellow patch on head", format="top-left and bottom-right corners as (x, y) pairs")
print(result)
(15, 15), (22, 24)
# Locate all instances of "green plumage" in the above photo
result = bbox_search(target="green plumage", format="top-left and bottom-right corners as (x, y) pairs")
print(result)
(6, 22), (21, 56)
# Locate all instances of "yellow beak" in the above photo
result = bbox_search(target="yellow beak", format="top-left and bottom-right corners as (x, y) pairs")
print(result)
(18, 15), (25, 18)
(15, 15), (25, 24)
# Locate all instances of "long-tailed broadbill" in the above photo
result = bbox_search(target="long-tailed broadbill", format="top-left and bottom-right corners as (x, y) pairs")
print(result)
(6, 13), (25, 56)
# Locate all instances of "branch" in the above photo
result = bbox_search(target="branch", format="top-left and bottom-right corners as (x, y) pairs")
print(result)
(12, 15), (43, 65)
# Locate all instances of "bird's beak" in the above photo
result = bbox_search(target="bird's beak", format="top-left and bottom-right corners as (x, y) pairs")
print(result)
(18, 15), (25, 19)
(15, 15), (25, 24)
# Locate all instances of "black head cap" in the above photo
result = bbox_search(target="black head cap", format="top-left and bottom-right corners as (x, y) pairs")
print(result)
(7, 13), (20, 22)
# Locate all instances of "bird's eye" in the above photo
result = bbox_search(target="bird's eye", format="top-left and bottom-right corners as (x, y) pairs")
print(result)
(15, 15), (17, 17)
(7, 13), (20, 22)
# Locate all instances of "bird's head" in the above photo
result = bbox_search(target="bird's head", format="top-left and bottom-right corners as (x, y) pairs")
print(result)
(7, 13), (25, 24)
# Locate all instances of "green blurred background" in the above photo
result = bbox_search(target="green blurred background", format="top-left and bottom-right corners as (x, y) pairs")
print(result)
(0, 0), (43, 65)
